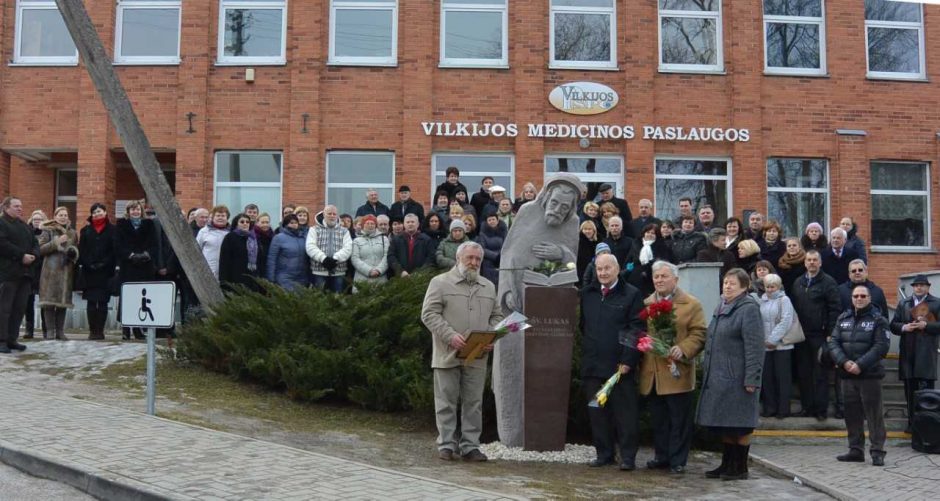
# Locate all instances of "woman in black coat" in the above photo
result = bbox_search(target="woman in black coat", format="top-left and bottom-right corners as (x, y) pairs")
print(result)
(24, 210), (47, 338)
(116, 201), (157, 340)
(79, 203), (118, 340)
(422, 212), (447, 253)
(219, 213), (266, 293)
(626, 223), (675, 296)
(577, 220), (600, 283)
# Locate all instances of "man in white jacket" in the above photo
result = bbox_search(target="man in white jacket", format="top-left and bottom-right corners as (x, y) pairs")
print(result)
(305, 205), (352, 293)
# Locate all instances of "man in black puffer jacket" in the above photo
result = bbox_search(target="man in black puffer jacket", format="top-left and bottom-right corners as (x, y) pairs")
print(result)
(828, 284), (889, 466)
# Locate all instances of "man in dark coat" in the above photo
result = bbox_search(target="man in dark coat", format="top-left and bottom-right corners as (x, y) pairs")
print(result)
(580, 254), (645, 470)
(696, 228), (736, 282)
(603, 216), (633, 268)
(389, 185), (425, 223)
(354, 189), (390, 218)
(387, 214), (433, 277)
(889, 274), (940, 433)
(790, 250), (842, 420)
(597, 183), (633, 237)
(829, 284), (890, 466)
(821, 227), (860, 285)
(628, 199), (661, 239)
(0, 197), (39, 353)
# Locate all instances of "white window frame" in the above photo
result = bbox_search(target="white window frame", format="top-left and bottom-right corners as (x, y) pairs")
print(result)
(549, 0), (617, 70)
(329, 0), (398, 66)
(326, 151), (396, 211)
(864, 2), (926, 80)
(213, 151), (284, 216)
(765, 157), (830, 236)
(543, 153), (623, 197)
(114, 0), (182, 65)
(870, 161), (931, 252)
(13, 0), (78, 66)
(654, 155), (733, 220)
(439, 0), (509, 68)
(762, 0), (826, 76)
(658, 1), (723, 73)
(217, 0), (288, 66)
(432, 152), (516, 198)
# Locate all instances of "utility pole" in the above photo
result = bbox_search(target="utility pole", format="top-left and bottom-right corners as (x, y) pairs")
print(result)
(55, 0), (224, 309)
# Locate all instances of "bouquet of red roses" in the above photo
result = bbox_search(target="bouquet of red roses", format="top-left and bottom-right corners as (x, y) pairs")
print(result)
(636, 299), (681, 378)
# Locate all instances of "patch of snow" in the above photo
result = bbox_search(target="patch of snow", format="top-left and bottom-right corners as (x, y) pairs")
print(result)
(480, 442), (596, 463)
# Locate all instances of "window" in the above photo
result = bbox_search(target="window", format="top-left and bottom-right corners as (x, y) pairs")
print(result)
(55, 168), (77, 220)
(115, 0), (181, 64)
(550, 0), (616, 69)
(330, 0), (397, 65)
(13, 0), (78, 65)
(327, 151), (395, 215)
(545, 155), (622, 202)
(218, 0), (287, 65)
(658, 0), (722, 72)
(763, 0), (825, 75)
(433, 153), (514, 199)
(214, 151), (282, 217)
(440, 0), (508, 67)
(655, 157), (730, 222)
(766, 158), (829, 238)
(865, 0), (925, 79)
(870, 161), (930, 250)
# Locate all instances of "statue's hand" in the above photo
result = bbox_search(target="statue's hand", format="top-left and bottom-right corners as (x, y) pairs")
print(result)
(532, 242), (564, 261)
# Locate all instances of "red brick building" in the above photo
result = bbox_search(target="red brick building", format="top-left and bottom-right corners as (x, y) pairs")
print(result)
(0, 0), (938, 296)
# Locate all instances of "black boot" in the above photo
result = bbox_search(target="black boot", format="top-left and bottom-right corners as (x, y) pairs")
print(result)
(721, 445), (748, 481)
(705, 443), (730, 479)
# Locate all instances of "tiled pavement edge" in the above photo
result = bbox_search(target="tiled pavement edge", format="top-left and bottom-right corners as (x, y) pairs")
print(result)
(0, 384), (521, 501)
(751, 442), (939, 501)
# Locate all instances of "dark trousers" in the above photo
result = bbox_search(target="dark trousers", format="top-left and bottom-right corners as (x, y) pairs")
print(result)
(648, 387), (694, 467)
(312, 274), (344, 293)
(179, 282), (199, 324)
(904, 379), (935, 428)
(762, 350), (793, 416)
(843, 378), (886, 455)
(86, 300), (109, 337)
(584, 375), (639, 463)
(796, 336), (830, 415)
(0, 278), (31, 345)
(24, 293), (46, 337)
(834, 372), (845, 414)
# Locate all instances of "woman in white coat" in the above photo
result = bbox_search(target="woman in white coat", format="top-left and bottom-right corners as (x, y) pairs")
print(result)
(759, 273), (796, 419)
(196, 205), (230, 279)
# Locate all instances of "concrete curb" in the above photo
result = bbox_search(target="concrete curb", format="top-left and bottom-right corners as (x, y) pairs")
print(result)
(0, 442), (191, 501)
(750, 452), (857, 501)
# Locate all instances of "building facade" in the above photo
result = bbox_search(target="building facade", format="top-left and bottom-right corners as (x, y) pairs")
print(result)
(0, 0), (938, 297)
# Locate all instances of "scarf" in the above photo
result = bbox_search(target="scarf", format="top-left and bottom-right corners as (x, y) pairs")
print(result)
(234, 228), (259, 271)
(129, 217), (142, 230)
(92, 217), (107, 234)
(777, 249), (806, 271)
(639, 239), (655, 265)
(212, 221), (228, 230)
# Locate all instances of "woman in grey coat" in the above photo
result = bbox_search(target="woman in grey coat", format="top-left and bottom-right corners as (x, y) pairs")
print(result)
(696, 268), (765, 481)
(350, 215), (389, 292)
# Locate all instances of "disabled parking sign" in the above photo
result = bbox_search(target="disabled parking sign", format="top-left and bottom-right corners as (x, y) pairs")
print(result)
(120, 282), (176, 329)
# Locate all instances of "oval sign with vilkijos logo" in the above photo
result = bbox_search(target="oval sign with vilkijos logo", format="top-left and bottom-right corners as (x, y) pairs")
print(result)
(549, 82), (619, 115)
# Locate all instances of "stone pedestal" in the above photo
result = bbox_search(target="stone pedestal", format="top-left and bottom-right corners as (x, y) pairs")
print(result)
(522, 286), (577, 451)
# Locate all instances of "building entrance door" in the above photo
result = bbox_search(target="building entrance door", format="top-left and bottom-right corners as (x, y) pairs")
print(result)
(544, 155), (624, 204)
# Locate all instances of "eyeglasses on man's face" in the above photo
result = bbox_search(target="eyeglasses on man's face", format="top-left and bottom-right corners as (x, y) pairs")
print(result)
(852, 294), (869, 299)
(850, 269), (865, 273)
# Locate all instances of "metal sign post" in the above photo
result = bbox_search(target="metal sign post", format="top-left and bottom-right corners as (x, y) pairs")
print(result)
(120, 282), (177, 416)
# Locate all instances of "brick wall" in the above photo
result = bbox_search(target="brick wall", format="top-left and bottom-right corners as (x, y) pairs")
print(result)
(0, 0), (938, 300)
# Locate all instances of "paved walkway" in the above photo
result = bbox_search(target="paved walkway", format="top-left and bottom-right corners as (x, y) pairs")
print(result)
(752, 441), (938, 501)
(0, 384), (518, 501)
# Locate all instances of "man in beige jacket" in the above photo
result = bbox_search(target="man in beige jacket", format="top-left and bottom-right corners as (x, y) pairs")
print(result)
(421, 241), (503, 462)
(639, 260), (707, 474)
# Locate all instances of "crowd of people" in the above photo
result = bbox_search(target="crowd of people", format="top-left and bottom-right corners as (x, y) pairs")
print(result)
(1, 165), (936, 475)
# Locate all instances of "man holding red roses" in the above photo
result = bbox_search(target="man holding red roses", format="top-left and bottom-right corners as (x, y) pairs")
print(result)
(638, 261), (707, 474)
(580, 254), (646, 470)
